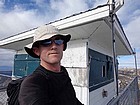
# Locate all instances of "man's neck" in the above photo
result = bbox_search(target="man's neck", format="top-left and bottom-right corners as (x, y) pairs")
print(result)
(40, 62), (61, 72)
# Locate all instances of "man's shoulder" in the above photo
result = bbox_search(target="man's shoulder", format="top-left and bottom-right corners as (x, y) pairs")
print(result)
(21, 72), (48, 87)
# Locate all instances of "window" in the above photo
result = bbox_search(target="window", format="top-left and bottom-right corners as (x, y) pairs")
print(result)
(102, 65), (107, 77)
(88, 49), (114, 92)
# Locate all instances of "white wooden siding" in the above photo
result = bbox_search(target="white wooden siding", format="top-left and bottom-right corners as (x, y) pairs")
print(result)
(89, 82), (115, 105)
(62, 39), (87, 67)
(74, 86), (89, 105)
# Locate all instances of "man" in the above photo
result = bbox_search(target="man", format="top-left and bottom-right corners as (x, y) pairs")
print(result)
(18, 25), (83, 105)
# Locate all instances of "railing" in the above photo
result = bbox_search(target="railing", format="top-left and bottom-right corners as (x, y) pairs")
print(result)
(0, 88), (8, 105)
(108, 76), (139, 105)
(0, 74), (11, 105)
(0, 75), (139, 105)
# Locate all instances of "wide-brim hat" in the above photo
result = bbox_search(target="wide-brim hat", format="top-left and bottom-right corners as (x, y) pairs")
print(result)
(24, 25), (71, 58)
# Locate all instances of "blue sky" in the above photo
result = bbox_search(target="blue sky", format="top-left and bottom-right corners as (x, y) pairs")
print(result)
(0, 0), (140, 68)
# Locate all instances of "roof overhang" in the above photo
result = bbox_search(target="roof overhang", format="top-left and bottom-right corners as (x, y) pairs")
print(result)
(0, 5), (133, 55)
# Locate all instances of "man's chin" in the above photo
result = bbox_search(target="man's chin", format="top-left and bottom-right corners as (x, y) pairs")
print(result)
(49, 59), (61, 64)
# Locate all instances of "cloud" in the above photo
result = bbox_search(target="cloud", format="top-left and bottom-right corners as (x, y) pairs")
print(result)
(117, 0), (140, 24)
(117, 0), (140, 48)
(0, 49), (15, 66)
(0, 1), (50, 39)
(124, 16), (140, 48)
(0, 10), (36, 38)
(0, 0), (4, 9)
(49, 0), (89, 20)
(118, 55), (135, 68)
(93, 0), (107, 7)
(118, 48), (140, 68)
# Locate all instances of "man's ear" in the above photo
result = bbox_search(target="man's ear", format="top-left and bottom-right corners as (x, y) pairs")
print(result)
(33, 47), (40, 56)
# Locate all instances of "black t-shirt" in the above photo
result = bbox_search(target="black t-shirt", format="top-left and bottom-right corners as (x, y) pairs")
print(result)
(18, 65), (83, 105)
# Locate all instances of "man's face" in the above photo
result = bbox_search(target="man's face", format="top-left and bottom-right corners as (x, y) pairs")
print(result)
(33, 36), (64, 66)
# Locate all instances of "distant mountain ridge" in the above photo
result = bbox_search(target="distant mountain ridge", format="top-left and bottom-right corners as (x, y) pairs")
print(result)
(0, 66), (12, 71)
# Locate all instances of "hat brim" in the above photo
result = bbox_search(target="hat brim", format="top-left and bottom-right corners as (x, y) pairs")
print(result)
(60, 34), (71, 43)
(24, 47), (40, 58)
(24, 34), (71, 58)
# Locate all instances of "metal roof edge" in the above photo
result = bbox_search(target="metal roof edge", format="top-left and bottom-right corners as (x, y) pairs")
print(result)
(0, 4), (109, 42)
(114, 14), (134, 54)
(48, 4), (109, 25)
(51, 5), (109, 29)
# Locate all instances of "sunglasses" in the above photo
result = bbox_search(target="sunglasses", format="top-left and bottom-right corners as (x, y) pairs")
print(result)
(40, 38), (64, 47)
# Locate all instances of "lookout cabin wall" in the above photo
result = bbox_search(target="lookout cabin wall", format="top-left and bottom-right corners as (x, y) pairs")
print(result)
(88, 37), (116, 105)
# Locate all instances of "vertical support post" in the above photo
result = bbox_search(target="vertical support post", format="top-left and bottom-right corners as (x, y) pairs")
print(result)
(133, 48), (138, 76)
(133, 49), (139, 105)
(109, 0), (119, 96)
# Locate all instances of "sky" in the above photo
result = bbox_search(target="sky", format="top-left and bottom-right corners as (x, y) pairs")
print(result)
(0, 0), (140, 69)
